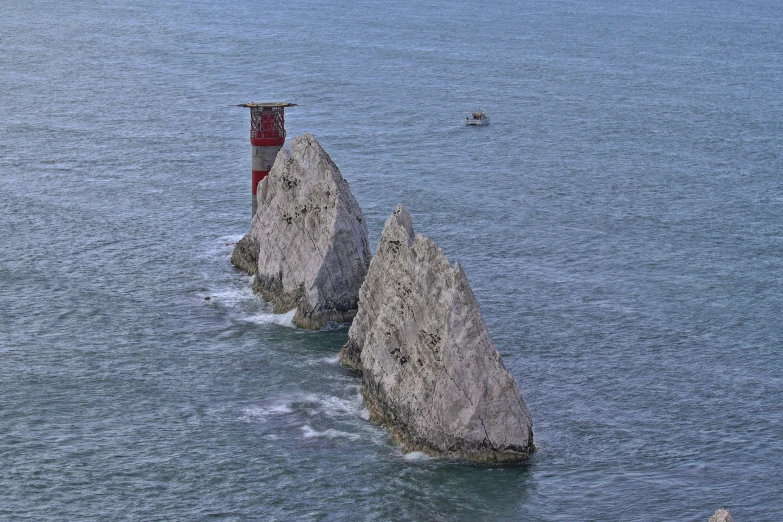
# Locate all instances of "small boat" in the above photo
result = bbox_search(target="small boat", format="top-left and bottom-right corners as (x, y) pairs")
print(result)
(466, 111), (490, 126)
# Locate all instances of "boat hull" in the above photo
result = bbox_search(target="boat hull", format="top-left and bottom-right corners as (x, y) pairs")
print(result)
(466, 117), (490, 126)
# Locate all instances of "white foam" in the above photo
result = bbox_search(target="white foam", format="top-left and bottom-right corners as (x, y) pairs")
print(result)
(241, 308), (296, 328)
(299, 393), (362, 418)
(240, 392), (365, 427)
(201, 234), (246, 260)
(308, 356), (340, 366)
(205, 284), (255, 306)
(267, 404), (294, 414)
(403, 451), (432, 461)
(301, 425), (361, 441)
(239, 403), (294, 422)
(220, 233), (246, 243)
(203, 277), (296, 328)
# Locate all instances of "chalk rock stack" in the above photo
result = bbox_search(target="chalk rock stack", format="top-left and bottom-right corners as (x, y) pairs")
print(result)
(340, 205), (533, 462)
(708, 510), (734, 522)
(231, 133), (371, 329)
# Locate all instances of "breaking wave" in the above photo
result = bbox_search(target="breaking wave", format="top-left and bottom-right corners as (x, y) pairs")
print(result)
(301, 425), (361, 441)
(239, 392), (364, 424)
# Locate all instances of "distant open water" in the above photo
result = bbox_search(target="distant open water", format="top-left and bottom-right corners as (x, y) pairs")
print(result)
(1, 0), (781, 519)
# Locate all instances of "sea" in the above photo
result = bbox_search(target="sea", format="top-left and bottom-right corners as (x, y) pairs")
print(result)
(1, 0), (781, 520)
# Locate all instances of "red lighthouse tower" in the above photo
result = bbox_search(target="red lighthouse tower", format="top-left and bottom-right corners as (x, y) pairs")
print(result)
(237, 102), (296, 218)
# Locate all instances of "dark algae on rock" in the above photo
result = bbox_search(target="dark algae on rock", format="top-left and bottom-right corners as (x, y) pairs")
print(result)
(340, 205), (534, 462)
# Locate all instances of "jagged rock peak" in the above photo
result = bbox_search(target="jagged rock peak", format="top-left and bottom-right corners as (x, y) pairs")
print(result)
(231, 133), (371, 329)
(340, 204), (534, 462)
(708, 510), (734, 522)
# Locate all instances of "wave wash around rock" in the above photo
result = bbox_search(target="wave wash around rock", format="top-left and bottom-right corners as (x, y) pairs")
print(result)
(231, 133), (371, 329)
(340, 205), (534, 462)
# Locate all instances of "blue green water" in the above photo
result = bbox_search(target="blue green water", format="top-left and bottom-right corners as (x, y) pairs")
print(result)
(2, 0), (781, 519)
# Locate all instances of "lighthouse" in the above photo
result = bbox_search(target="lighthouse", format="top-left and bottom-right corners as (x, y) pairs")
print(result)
(237, 102), (296, 218)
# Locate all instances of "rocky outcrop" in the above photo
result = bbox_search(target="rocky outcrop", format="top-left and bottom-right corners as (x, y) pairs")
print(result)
(339, 205), (533, 462)
(231, 133), (371, 329)
(708, 510), (734, 522)
(230, 233), (259, 275)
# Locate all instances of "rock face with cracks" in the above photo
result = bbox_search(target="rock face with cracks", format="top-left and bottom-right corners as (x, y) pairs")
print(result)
(231, 133), (371, 329)
(339, 205), (534, 462)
